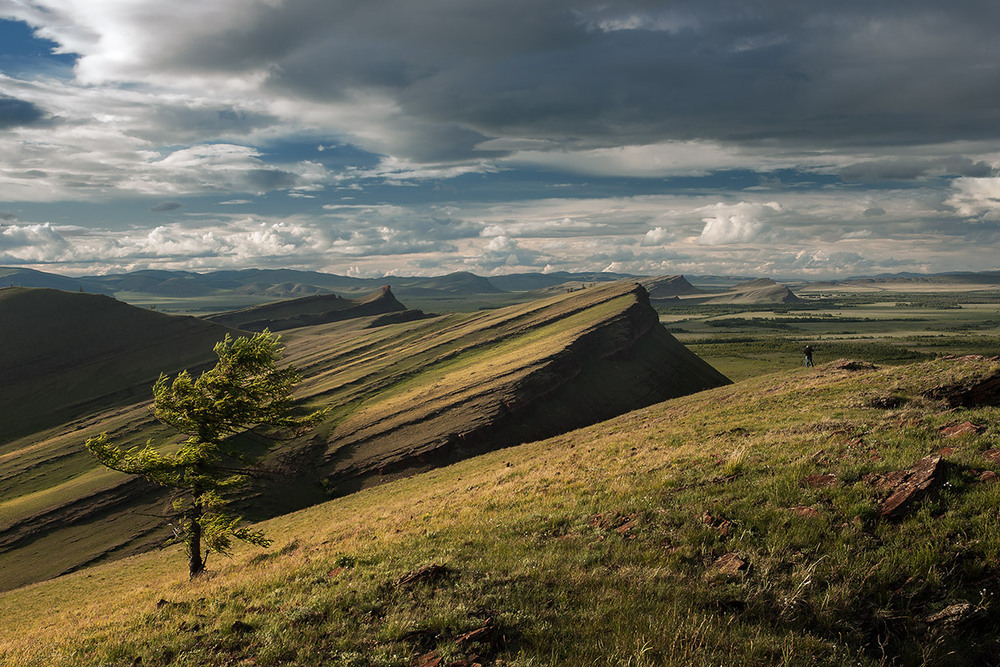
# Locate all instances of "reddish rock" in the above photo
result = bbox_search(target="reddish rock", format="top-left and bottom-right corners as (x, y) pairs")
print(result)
(454, 619), (494, 645)
(801, 473), (838, 488)
(880, 455), (942, 518)
(708, 553), (747, 578)
(937, 446), (956, 456)
(940, 421), (986, 437)
(983, 449), (1000, 464)
(417, 652), (443, 667)
(791, 506), (820, 518)
(702, 511), (733, 537)
(979, 470), (997, 483)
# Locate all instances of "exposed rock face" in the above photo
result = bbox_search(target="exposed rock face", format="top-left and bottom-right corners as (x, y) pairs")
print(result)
(205, 286), (407, 332)
(922, 370), (1000, 408)
(320, 282), (731, 493)
(878, 455), (941, 518)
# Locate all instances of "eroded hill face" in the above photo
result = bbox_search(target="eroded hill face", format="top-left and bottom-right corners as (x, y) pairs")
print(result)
(280, 281), (730, 493)
(0, 281), (727, 591)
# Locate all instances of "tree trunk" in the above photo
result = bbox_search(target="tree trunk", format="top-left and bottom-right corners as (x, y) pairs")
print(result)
(188, 497), (205, 579)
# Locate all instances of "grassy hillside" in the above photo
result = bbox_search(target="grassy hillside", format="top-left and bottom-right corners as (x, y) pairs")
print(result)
(281, 281), (727, 493)
(0, 282), (723, 592)
(2, 355), (998, 665)
(0, 287), (234, 443)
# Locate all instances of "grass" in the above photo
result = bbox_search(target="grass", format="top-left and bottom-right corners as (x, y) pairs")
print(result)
(3, 355), (999, 665)
(2, 281), (729, 593)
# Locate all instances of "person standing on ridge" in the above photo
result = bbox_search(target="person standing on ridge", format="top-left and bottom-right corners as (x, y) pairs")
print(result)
(804, 344), (814, 368)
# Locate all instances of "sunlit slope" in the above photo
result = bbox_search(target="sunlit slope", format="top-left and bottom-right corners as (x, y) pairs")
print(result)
(283, 281), (730, 491)
(2, 356), (998, 665)
(0, 281), (726, 592)
(0, 287), (234, 443)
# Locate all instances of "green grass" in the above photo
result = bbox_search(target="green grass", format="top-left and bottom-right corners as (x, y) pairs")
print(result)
(3, 356), (1000, 665)
(2, 281), (727, 593)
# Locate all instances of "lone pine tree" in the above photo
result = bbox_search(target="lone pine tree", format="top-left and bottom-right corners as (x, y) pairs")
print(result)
(86, 330), (325, 579)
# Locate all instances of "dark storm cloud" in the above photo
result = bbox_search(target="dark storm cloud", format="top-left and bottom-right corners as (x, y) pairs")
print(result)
(120, 0), (1000, 160)
(0, 94), (45, 128)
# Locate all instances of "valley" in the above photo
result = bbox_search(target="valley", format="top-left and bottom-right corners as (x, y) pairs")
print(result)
(1, 267), (999, 665)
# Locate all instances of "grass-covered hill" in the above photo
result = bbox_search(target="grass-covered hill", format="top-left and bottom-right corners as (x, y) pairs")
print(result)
(204, 286), (409, 332)
(642, 274), (702, 298)
(2, 355), (998, 666)
(0, 287), (234, 443)
(0, 281), (724, 593)
(706, 277), (802, 304)
(285, 281), (728, 494)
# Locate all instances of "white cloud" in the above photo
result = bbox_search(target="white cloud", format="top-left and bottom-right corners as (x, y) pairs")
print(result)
(946, 177), (1000, 219)
(506, 142), (835, 178)
(696, 201), (781, 246)
(641, 226), (672, 246)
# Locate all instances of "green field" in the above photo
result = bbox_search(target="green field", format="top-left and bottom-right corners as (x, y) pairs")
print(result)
(3, 278), (1000, 665)
(3, 355), (999, 666)
(658, 288), (1000, 381)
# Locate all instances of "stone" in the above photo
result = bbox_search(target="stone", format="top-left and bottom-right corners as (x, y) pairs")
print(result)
(791, 506), (820, 518)
(880, 455), (941, 518)
(923, 602), (982, 627)
(801, 473), (837, 488)
(940, 421), (985, 437)
(708, 553), (747, 578)
(417, 652), (443, 667)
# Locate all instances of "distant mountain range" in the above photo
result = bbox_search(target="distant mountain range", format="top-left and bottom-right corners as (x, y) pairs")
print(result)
(2, 266), (998, 310)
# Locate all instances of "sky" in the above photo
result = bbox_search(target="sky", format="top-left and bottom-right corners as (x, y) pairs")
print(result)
(0, 1), (999, 279)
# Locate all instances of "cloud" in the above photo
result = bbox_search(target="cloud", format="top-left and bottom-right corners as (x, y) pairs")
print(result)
(150, 201), (182, 212)
(641, 227), (672, 246)
(0, 95), (46, 128)
(697, 201), (780, 246)
(11, 0), (1000, 166)
(841, 157), (996, 181)
(946, 177), (1000, 219)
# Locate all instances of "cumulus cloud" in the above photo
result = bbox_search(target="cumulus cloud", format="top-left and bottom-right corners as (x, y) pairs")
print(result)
(697, 202), (780, 246)
(946, 177), (1000, 219)
(641, 227), (672, 246)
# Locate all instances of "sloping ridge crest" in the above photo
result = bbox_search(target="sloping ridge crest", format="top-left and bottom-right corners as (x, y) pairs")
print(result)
(320, 281), (730, 492)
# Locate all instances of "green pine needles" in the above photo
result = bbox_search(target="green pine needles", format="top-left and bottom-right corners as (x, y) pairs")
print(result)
(86, 330), (326, 579)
